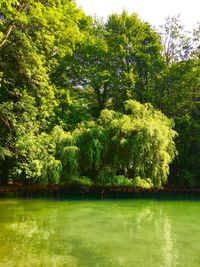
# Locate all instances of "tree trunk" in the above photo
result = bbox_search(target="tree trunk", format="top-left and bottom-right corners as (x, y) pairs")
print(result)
(1, 157), (10, 185)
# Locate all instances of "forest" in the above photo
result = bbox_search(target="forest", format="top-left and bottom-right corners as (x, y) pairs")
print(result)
(0, 0), (199, 189)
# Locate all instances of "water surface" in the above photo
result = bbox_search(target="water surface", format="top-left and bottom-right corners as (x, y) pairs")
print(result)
(0, 196), (200, 267)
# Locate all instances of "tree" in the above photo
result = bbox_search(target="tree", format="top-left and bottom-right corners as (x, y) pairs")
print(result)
(154, 58), (200, 187)
(53, 100), (177, 188)
(155, 59), (200, 116)
(159, 15), (192, 65)
(52, 18), (112, 118)
(0, 0), (87, 184)
(54, 11), (164, 117)
(192, 22), (200, 59)
(105, 11), (164, 107)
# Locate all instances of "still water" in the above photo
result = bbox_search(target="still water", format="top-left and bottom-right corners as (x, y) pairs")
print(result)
(0, 196), (200, 267)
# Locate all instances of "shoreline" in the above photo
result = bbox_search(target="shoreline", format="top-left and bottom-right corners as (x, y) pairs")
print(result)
(0, 185), (200, 194)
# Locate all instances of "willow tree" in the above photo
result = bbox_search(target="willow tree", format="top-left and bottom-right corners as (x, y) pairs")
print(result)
(54, 100), (177, 188)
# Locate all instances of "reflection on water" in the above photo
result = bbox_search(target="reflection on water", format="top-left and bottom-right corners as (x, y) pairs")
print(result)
(0, 198), (200, 266)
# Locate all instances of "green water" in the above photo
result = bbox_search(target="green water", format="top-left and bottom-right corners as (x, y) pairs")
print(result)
(0, 197), (200, 267)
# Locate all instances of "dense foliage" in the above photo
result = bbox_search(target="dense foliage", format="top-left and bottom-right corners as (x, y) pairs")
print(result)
(48, 100), (176, 188)
(0, 1), (199, 188)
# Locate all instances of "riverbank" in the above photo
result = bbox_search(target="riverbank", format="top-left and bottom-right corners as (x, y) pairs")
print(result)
(0, 185), (200, 194)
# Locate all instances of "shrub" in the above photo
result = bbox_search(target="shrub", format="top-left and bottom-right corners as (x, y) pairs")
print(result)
(131, 176), (153, 189)
(70, 176), (94, 187)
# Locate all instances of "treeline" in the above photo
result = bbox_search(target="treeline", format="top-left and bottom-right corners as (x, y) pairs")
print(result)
(0, 0), (199, 188)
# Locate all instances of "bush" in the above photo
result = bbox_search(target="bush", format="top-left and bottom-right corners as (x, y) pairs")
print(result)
(70, 176), (93, 187)
(131, 176), (153, 189)
(96, 167), (116, 186)
(113, 175), (132, 186)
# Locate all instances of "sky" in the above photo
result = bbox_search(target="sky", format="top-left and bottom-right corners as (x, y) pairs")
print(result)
(75, 0), (200, 31)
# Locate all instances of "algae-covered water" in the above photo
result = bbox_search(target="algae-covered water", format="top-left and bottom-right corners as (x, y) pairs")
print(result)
(0, 196), (200, 267)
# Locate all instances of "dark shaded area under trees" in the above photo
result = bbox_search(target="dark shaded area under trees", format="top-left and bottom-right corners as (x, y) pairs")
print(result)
(0, 0), (199, 189)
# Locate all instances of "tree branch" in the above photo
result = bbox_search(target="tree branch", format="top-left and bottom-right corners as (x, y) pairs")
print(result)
(0, 1), (26, 48)
(0, 21), (15, 48)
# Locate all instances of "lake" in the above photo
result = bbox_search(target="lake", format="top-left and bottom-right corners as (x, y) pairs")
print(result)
(0, 195), (200, 266)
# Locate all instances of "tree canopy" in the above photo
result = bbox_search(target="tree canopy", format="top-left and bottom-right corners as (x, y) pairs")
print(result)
(0, 1), (199, 189)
